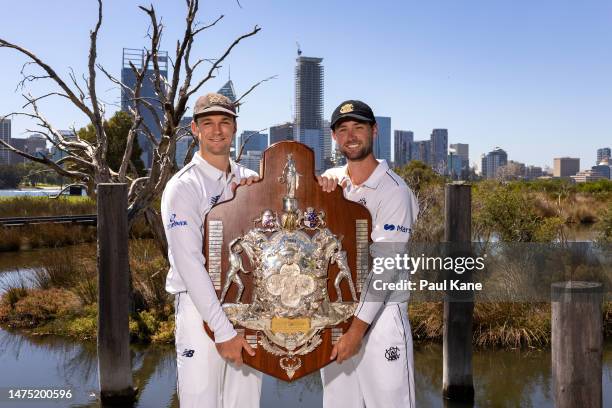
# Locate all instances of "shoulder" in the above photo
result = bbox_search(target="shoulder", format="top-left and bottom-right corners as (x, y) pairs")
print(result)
(163, 163), (203, 201)
(377, 169), (418, 211)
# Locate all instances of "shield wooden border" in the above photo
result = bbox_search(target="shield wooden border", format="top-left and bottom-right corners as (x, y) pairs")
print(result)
(203, 141), (371, 381)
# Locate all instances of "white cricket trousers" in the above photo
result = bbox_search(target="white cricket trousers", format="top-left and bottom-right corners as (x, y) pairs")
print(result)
(320, 303), (415, 408)
(174, 293), (262, 408)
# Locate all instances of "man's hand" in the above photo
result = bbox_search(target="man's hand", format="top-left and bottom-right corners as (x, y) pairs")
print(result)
(317, 175), (339, 192)
(215, 333), (255, 367)
(330, 317), (369, 364)
(231, 175), (260, 193)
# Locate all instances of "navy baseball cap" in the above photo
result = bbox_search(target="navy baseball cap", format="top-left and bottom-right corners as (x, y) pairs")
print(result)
(330, 100), (376, 130)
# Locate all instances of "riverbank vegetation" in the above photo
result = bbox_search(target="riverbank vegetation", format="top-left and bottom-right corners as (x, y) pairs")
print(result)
(1, 168), (610, 348)
(0, 241), (173, 343)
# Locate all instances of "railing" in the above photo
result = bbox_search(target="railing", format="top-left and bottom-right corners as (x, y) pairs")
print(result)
(0, 214), (97, 227)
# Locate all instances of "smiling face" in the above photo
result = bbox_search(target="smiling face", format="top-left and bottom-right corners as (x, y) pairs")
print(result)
(192, 113), (237, 158)
(332, 119), (378, 162)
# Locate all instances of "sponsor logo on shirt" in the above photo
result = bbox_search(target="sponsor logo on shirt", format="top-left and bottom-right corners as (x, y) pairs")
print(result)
(358, 197), (367, 206)
(167, 213), (188, 229)
(181, 349), (195, 358)
(385, 346), (400, 361)
(383, 223), (412, 234)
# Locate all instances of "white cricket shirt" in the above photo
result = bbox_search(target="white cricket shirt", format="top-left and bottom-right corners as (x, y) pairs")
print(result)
(322, 160), (419, 324)
(162, 152), (258, 343)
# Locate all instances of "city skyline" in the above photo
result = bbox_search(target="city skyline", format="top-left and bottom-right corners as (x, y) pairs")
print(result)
(1, 0), (611, 171)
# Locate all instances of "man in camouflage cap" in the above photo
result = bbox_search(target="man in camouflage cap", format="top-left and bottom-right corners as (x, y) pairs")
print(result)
(162, 92), (261, 407)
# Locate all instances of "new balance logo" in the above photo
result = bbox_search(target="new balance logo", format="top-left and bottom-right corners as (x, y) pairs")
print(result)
(182, 349), (195, 358)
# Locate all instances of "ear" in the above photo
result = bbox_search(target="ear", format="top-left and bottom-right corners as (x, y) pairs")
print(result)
(191, 119), (198, 136)
(372, 123), (378, 139)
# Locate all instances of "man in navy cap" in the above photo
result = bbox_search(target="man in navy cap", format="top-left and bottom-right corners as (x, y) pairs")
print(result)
(318, 100), (419, 408)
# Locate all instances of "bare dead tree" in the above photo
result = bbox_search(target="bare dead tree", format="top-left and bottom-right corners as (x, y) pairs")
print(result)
(0, 0), (264, 255)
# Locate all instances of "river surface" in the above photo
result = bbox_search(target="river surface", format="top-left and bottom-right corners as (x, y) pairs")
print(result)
(0, 247), (611, 407)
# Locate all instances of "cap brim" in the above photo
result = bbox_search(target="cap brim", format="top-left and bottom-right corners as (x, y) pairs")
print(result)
(331, 113), (375, 129)
(194, 106), (238, 118)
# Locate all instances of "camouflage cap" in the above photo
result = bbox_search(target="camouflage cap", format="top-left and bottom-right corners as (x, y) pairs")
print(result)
(193, 93), (238, 119)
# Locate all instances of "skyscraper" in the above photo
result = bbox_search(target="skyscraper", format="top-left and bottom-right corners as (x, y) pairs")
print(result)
(294, 56), (324, 172)
(373, 116), (391, 163)
(394, 130), (413, 167)
(175, 116), (194, 168)
(481, 147), (508, 179)
(120, 48), (168, 169)
(411, 140), (430, 164)
(269, 122), (294, 145)
(0, 118), (10, 165)
(322, 119), (332, 170)
(218, 80), (237, 102)
(430, 129), (448, 174)
(449, 143), (469, 177)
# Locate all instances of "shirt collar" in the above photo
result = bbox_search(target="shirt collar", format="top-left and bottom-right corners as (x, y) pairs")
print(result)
(193, 152), (237, 182)
(340, 159), (389, 189)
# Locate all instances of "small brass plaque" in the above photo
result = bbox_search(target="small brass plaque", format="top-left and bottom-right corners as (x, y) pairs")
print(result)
(271, 317), (311, 333)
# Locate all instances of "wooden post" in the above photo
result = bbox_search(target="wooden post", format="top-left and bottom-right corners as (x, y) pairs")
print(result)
(442, 182), (475, 402)
(552, 281), (602, 408)
(97, 183), (137, 404)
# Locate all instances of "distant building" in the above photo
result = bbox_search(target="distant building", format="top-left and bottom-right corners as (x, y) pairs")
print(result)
(571, 169), (607, 183)
(8, 139), (26, 165)
(553, 157), (580, 178)
(121, 48), (168, 169)
(449, 143), (469, 177)
(592, 163), (611, 180)
(175, 116), (194, 168)
(430, 129), (448, 174)
(218, 80), (237, 103)
(239, 131), (268, 154)
(240, 150), (262, 173)
(322, 119), (333, 170)
(269, 122), (294, 145)
(373, 116), (391, 163)
(294, 55), (324, 172)
(394, 130), (413, 167)
(0, 118), (10, 165)
(447, 153), (462, 179)
(497, 160), (526, 180)
(481, 147), (508, 179)
(411, 140), (430, 164)
(596, 147), (610, 164)
(525, 165), (543, 180)
(50, 130), (77, 163)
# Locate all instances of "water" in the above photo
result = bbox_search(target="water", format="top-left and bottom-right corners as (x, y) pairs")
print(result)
(1, 327), (611, 408)
(1, 247), (611, 407)
(0, 189), (61, 197)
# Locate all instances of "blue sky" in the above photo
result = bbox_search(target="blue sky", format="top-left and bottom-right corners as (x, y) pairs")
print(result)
(1, 0), (611, 171)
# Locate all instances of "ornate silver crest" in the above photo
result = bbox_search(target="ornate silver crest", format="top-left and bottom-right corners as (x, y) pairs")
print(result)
(219, 154), (358, 378)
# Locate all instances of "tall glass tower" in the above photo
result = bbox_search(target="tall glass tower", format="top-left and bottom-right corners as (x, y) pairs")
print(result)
(121, 48), (168, 169)
(294, 55), (324, 172)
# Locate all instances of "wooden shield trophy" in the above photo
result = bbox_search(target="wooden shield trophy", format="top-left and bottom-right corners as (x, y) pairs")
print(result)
(204, 141), (371, 381)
